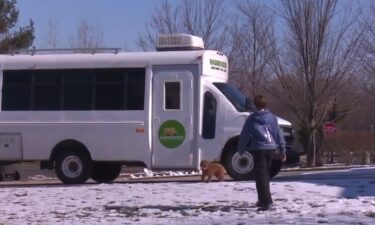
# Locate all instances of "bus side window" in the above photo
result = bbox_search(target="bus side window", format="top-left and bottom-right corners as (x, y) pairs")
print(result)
(2, 71), (32, 110)
(202, 92), (217, 139)
(2, 68), (146, 111)
(165, 81), (180, 110)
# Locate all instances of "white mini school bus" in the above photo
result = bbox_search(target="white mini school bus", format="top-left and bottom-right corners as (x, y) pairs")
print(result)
(0, 34), (294, 184)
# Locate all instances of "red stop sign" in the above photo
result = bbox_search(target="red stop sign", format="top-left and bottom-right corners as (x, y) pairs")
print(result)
(323, 122), (337, 135)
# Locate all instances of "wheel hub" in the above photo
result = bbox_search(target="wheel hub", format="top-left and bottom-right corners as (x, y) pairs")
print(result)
(62, 155), (83, 178)
(231, 152), (254, 174)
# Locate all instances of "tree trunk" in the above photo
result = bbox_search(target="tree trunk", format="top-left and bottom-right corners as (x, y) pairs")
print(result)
(306, 126), (321, 167)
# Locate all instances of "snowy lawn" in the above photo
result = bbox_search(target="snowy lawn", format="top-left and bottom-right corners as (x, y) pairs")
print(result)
(0, 167), (375, 224)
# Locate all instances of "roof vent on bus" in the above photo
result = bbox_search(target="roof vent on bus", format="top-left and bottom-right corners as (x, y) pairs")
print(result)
(156, 34), (205, 51)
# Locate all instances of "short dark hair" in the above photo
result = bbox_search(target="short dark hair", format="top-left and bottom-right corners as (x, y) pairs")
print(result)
(253, 95), (267, 110)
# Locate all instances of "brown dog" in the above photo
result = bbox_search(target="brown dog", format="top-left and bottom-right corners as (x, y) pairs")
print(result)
(200, 160), (226, 182)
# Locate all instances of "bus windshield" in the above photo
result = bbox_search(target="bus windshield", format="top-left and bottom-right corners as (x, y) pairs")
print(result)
(213, 82), (251, 112)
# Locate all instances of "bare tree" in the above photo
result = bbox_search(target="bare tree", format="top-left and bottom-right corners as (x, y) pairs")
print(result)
(267, 0), (361, 166)
(228, 1), (274, 97)
(70, 19), (104, 51)
(45, 18), (59, 49)
(358, 2), (375, 97)
(138, 0), (227, 51)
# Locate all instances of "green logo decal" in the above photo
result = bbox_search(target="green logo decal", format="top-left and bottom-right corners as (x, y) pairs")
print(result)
(158, 120), (185, 148)
(209, 59), (228, 69)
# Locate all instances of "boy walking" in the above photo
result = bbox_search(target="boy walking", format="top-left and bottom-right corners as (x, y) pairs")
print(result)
(238, 95), (286, 211)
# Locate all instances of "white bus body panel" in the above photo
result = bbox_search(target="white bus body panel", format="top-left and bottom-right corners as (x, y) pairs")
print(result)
(197, 79), (292, 162)
(0, 133), (22, 160)
(0, 112), (148, 162)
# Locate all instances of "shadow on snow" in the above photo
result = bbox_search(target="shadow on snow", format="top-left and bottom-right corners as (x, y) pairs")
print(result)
(273, 167), (375, 198)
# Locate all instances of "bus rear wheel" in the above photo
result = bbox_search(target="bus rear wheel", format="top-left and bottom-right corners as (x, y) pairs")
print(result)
(55, 149), (92, 184)
(91, 162), (121, 183)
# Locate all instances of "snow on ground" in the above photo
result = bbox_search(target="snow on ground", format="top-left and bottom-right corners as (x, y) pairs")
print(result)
(1, 167), (375, 225)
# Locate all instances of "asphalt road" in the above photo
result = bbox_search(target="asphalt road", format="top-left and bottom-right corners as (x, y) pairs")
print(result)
(0, 164), (373, 186)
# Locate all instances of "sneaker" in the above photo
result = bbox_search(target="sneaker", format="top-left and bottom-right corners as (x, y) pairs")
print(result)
(257, 205), (270, 211)
(256, 201), (273, 207)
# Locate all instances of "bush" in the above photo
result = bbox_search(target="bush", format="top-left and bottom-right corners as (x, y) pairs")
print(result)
(321, 131), (375, 165)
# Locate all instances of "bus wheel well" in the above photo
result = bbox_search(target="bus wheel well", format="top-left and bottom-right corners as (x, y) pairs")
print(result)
(220, 136), (239, 163)
(49, 140), (91, 168)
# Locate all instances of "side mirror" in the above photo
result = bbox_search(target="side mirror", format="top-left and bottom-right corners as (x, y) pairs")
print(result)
(246, 97), (254, 111)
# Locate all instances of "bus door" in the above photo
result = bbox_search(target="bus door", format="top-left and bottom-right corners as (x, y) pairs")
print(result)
(152, 69), (193, 168)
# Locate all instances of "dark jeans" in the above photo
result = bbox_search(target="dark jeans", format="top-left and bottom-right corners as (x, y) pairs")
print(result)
(253, 149), (275, 207)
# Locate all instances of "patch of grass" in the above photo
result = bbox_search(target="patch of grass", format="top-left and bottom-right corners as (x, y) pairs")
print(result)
(365, 211), (375, 218)
(104, 205), (140, 217)
(309, 202), (325, 208)
(76, 212), (91, 218)
(50, 211), (70, 219)
(286, 209), (299, 213)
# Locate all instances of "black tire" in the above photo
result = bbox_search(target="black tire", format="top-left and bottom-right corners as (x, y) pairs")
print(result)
(91, 162), (121, 183)
(285, 149), (300, 165)
(55, 149), (92, 184)
(14, 171), (20, 181)
(223, 148), (283, 180)
(270, 160), (282, 178)
(224, 150), (256, 181)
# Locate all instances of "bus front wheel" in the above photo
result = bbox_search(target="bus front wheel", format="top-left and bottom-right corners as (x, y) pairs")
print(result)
(224, 150), (283, 181)
(55, 149), (92, 184)
(270, 160), (282, 178)
(91, 162), (121, 183)
(224, 150), (256, 181)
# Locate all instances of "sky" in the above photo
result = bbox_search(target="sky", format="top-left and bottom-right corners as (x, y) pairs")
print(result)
(0, 166), (375, 224)
(16, 0), (183, 51)
(14, 0), (366, 52)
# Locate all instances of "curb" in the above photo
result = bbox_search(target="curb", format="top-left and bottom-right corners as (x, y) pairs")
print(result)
(281, 164), (374, 173)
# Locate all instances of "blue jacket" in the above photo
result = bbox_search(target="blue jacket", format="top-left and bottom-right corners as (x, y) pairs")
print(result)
(237, 109), (286, 154)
